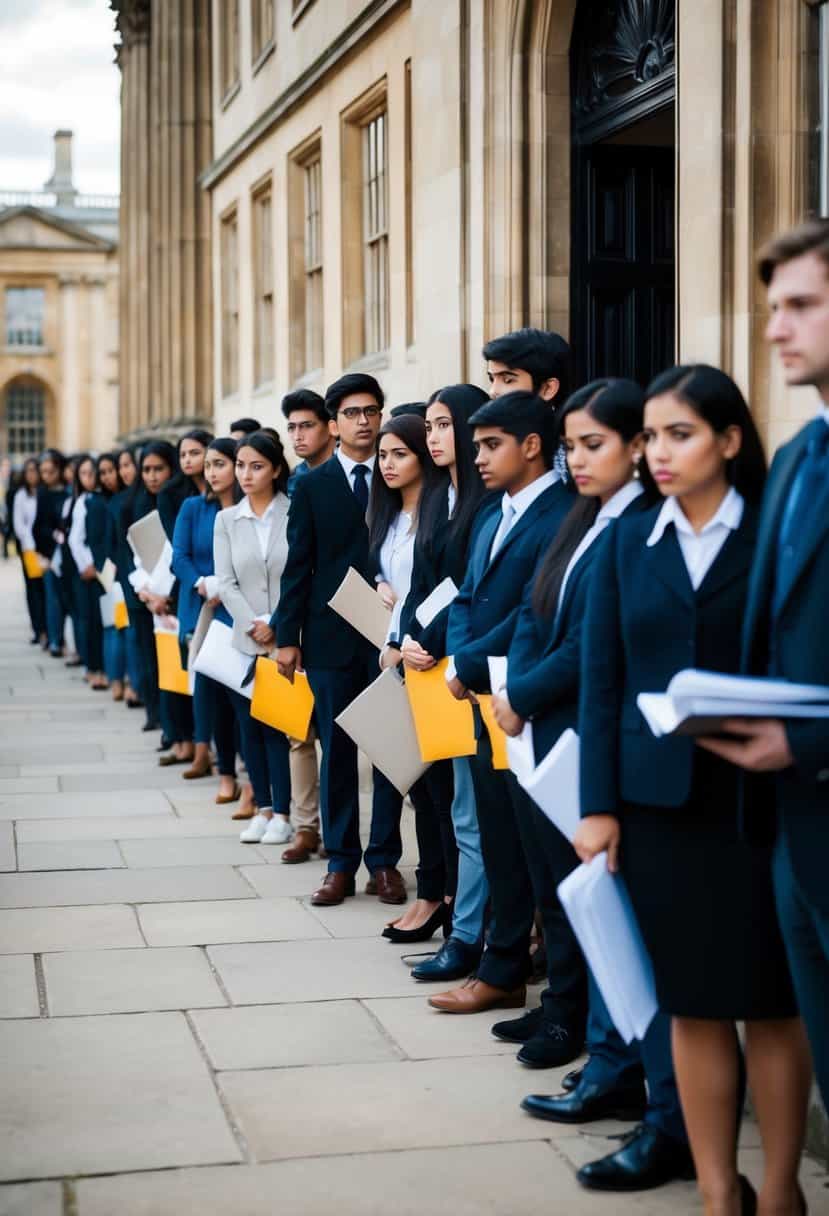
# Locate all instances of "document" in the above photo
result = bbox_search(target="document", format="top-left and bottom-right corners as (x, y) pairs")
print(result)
(192, 619), (252, 699)
(95, 557), (117, 594)
(477, 656), (509, 769)
(113, 591), (129, 631)
(335, 668), (428, 796)
(405, 658), (477, 761)
(250, 657), (315, 742)
(328, 566), (392, 652)
(126, 510), (167, 574)
(186, 603), (215, 694)
(154, 621), (190, 696)
(637, 667), (829, 737)
(511, 727), (581, 843)
(558, 854), (658, 1044)
(414, 577), (459, 629)
(21, 550), (43, 580)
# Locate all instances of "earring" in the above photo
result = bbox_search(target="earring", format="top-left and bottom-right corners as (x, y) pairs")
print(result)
(632, 456), (641, 481)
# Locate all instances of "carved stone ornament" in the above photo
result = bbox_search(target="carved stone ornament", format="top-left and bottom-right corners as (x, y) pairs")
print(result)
(110, 0), (151, 48)
(572, 0), (675, 118)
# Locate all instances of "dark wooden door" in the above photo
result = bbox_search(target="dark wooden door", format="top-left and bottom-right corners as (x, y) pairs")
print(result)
(572, 143), (674, 387)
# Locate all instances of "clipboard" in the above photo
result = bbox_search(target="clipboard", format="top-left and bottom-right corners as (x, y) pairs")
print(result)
(335, 669), (428, 796)
(154, 623), (190, 696)
(127, 511), (167, 573)
(250, 657), (315, 742)
(328, 566), (391, 651)
(22, 550), (43, 579)
(404, 659), (477, 761)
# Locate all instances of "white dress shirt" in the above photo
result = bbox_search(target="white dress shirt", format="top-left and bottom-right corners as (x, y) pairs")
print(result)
(237, 495), (279, 559)
(558, 480), (643, 608)
(336, 449), (376, 495)
(68, 494), (94, 573)
(489, 469), (560, 560)
(447, 482), (457, 517)
(378, 510), (416, 643)
(12, 489), (37, 551)
(646, 485), (744, 590)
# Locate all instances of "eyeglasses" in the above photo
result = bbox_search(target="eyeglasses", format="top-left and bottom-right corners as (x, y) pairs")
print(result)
(338, 405), (382, 421)
(286, 421), (320, 433)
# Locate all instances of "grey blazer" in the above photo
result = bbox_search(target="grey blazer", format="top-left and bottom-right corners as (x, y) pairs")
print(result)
(213, 494), (290, 655)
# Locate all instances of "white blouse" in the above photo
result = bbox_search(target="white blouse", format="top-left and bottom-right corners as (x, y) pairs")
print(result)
(68, 494), (94, 573)
(646, 486), (744, 590)
(12, 489), (37, 551)
(378, 510), (416, 644)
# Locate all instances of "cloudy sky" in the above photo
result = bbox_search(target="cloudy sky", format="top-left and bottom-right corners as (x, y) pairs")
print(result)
(0, 0), (120, 197)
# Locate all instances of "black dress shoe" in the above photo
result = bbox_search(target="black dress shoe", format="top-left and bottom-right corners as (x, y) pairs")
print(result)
(491, 1005), (544, 1044)
(517, 1021), (584, 1069)
(521, 1077), (647, 1124)
(561, 1066), (583, 1092)
(383, 902), (451, 944)
(576, 1123), (695, 1192)
(410, 936), (480, 983)
(141, 720), (160, 733)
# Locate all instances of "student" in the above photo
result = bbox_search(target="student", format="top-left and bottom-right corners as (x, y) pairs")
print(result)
(282, 389), (336, 495)
(172, 437), (240, 803)
(229, 417), (261, 442)
(87, 453), (127, 701)
(575, 366), (807, 1204)
(58, 456), (88, 671)
(34, 449), (68, 658)
(483, 327), (572, 403)
(429, 391), (572, 1015)
(68, 455), (106, 689)
(399, 383), (490, 971)
(275, 373), (406, 907)
(117, 447), (139, 489)
(12, 457), (47, 646)
(111, 449), (143, 709)
(214, 430), (293, 844)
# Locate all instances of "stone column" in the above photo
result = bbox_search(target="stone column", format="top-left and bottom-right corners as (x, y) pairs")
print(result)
(58, 275), (80, 452)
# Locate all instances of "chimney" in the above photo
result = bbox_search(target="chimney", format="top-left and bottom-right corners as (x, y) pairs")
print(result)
(44, 130), (77, 205)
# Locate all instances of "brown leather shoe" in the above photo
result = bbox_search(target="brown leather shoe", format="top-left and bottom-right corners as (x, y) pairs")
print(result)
(310, 872), (356, 906)
(369, 867), (407, 904)
(281, 828), (319, 864)
(428, 977), (527, 1014)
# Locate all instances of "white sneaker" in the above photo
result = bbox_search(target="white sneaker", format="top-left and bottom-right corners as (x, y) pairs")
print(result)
(239, 813), (272, 843)
(260, 817), (293, 845)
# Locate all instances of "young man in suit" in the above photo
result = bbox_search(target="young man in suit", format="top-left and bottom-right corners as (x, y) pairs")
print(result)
(700, 218), (829, 1111)
(429, 392), (573, 1016)
(282, 389), (336, 497)
(274, 373), (406, 906)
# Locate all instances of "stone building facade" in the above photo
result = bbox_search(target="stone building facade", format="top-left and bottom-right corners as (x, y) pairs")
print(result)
(0, 133), (119, 460)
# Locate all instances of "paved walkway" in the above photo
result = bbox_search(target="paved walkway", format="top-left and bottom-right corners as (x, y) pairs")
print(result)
(0, 560), (826, 1216)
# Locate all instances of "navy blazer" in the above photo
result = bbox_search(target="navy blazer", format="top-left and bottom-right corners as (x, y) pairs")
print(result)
(33, 486), (67, 559)
(447, 479), (572, 692)
(741, 424), (829, 910)
(274, 455), (376, 669)
(85, 493), (112, 572)
(579, 503), (759, 815)
(172, 494), (231, 638)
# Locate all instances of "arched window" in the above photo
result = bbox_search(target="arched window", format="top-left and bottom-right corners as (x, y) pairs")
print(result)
(4, 379), (46, 459)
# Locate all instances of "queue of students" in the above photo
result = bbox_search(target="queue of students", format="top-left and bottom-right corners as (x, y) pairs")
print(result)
(10, 218), (829, 1216)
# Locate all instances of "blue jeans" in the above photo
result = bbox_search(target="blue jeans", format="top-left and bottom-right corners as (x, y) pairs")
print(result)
(230, 690), (291, 813)
(193, 673), (237, 776)
(103, 626), (126, 682)
(43, 569), (65, 651)
(449, 756), (489, 946)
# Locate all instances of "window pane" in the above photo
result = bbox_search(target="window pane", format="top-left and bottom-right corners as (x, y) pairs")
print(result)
(221, 213), (239, 395)
(6, 287), (45, 347)
(5, 382), (46, 458)
(361, 109), (389, 353)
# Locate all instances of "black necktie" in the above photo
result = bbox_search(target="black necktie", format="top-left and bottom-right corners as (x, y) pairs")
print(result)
(352, 464), (369, 512)
(773, 417), (829, 618)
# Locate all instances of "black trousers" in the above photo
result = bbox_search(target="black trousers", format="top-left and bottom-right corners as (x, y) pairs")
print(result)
(20, 555), (46, 637)
(131, 605), (160, 727)
(506, 772), (587, 1028)
(409, 760), (457, 901)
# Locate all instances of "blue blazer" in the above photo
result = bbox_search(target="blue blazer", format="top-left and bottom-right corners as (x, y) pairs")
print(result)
(741, 425), (829, 911)
(446, 480), (572, 692)
(172, 494), (231, 638)
(274, 455), (376, 669)
(85, 493), (112, 572)
(579, 503), (759, 816)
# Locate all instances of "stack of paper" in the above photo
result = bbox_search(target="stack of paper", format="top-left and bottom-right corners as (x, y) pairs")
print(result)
(637, 668), (829, 737)
(336, 668), (428, 796)
(405, 658), (477, 761)
(415, 577), (459, 628)
(558, 854), (657, 1044)
(192, 619), (252, 699)
(509, 727), (581, 843)
(328, 567), (391, 651)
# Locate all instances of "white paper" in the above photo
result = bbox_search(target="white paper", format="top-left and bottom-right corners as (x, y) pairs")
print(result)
(558, 854), (658, 1044)
(126, 510), (167, 574)
(415, 577), (459, 629)
(192, 619), (253, 699)
(512, 728), (581, 843)
(638, 692), (829, 738)
(96, 557), (117, 594)
(328, 566), (392, 651)
(99, 590), (116, 629)
(146, 540), (176, 598)
(335, 668), (428, 796)
(667, 668), (829, 705)
(487, 655), (508, 696)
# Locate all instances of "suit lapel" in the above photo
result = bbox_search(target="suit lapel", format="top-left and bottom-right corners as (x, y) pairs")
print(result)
(322, 455), (365, 526)
(696, 510), (757, 603)
(481, 484), (561, 581)
(775, 482), (829, 617)
(265, 494), (289, 562)
(644, 526), (695, 607)
(474, 510), (501, 583)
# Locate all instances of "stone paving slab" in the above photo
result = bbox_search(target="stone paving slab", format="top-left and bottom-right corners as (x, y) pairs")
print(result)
(207, 938), (438, 1004)
(59, 769), (213, 793)
(119, 837), (266, 868)
(16, 816), (241, 843)
(237, 860), (333, 896)
(0, 777), (59, 795)
(0, 823), (14, 872)
(17, 840), (125, 871)
(363, 995), (521, 1060)
(302, 893), (415, 939)
(191, 1000), (401, 1071)
(0, 865), (254, 908)
(0, 955), (39, 1018)
(0, 1012), (242, 1180)
(139, 897), (327, 948)
(0, 790), (173, 821)
(0, 1181), (62, 1216)
(43, 946), (227, 1015)
(0, 905), (144, 954)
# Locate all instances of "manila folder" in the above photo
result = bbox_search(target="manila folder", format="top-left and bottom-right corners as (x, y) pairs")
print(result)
(126, 510), (167, 573)
(328, 566), (392, 652)
(335, 668), (428, 796)
(405, 658), (477, 762)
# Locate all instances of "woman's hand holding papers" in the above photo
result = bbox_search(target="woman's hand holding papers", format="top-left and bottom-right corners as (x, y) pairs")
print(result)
(491, 691), (524, 737)
(400, 637), (435, 671)
(574, 814), (621, 873)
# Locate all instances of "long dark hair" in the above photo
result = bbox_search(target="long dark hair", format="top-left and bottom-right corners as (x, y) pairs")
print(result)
(205, 436), (241, 504)
(21, 456), (40, 495)
(96, 451), (124, 498)
(417, 383), (490, 563)
(367, 414), (433, 555)
(533, 379), (651, 617)
(72, 453), (96, 501)
(644, 364), (767, 503)
(121, 440), (178, 532)
(161, 428), (214, 516)
(236, 430), (289, 496)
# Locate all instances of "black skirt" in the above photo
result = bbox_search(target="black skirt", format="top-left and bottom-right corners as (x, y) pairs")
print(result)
(620, 754), (797, 1020)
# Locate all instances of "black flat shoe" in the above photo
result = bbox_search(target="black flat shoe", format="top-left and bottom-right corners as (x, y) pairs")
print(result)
(517, 1021), (585, 1069)
(382, 902), (450, 944)
(125, 697), (144, 710)
(738, 1175), (757, 1216)
(561, 1066), (583, 1092)
(410, 936), (480, 983)
(576, 1123), (695, 1192)
(142, 720), (161, 733)
(521, 1077), (647, 1124)
(491, 1005), (545, 1044)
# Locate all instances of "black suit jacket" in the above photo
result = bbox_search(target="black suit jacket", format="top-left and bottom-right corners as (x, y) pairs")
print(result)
(274, 455), (375, 669)
(33, 486), (67, 559)
(741, 423), (829, 910)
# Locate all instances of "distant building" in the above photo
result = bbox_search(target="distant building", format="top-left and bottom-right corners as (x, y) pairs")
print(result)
(0, 131), (119, 462)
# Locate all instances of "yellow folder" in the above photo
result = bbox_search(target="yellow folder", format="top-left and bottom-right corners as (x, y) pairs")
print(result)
(477, 694), (509, 770)
(404, 659), (477, 762)
(250, 657), (315, 742)
(22, 550), (43, 579)
(114, 599), (129, 630)
(155, 630), (190, 696)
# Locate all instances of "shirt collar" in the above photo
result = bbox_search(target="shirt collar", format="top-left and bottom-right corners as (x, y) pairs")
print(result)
(646, 485), (744, 548)
(819, 402), (829, 426)
(502, 468), (559, 519)
(596, 479), (643, 525)
(337, 449), (376, 478)
(238, 495), (277, 521)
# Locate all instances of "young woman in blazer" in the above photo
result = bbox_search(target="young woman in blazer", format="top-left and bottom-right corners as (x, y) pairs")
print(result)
(214, 430), (293, 846)
(87, 452), (127, 701)
(34, 449), (69, 658)
(576, 366), (809, 1214)
(172, 437), (240, 803)
(13, 457), (47, 646)
(110, 448), (143, 708)
(67, 454), (106, 689)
